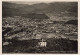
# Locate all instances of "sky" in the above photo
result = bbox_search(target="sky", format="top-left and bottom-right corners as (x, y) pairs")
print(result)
(3, 1), (76, 5)
(5, 1), (54, 5)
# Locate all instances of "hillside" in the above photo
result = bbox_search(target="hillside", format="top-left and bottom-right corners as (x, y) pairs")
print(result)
(2, 2), (78, 18)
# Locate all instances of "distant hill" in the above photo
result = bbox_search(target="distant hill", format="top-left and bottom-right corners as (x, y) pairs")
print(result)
(2, 2), (78, 18)
(65, 20), (78, 25)
(23, 13), (49, 20)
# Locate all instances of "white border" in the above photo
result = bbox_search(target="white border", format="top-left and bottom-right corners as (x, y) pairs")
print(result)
(1, 0), (79, 55)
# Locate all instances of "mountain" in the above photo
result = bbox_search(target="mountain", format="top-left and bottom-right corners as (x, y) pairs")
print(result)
(2, 2), (78, 18)
(32, 3), (49, 9)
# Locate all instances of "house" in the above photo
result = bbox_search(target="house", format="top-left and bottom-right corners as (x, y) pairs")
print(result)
(38, 39), (47, 47)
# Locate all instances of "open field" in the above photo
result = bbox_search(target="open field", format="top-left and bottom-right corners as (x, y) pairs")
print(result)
(2, 38), (78, 53)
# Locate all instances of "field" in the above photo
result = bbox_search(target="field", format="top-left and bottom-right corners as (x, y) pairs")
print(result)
(3, 38), (77, 53)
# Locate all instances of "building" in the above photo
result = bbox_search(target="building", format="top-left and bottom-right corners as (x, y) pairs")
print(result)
(38, 39), (47, 47)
